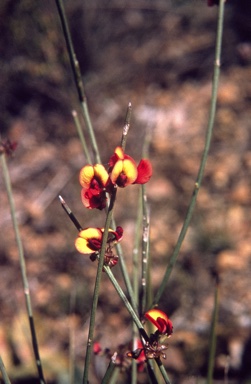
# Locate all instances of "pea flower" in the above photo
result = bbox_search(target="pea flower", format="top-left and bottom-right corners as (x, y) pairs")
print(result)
(75, 226), (123, 268)
(144, 309), (173, 336)
(79, 164), (109, 210)
(109, 146), (152, 187)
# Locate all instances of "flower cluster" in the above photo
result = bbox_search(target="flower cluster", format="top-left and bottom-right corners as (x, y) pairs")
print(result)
(79, 146), (152, 210)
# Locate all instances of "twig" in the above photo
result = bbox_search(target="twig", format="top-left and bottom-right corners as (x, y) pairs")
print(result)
(82, 188), (117, 384)
(101, 352), (118, 384)
(55, 0), (101, 164)
(0, 152), (46, 384)
(72, 110), (92, 164)
(152, 0), (226, 307)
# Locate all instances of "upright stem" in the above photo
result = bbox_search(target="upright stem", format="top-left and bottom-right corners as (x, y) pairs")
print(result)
(82, 189), (117, 384)
(55, 0), (101, 164)
(152, 0), (225, 307)
(0, 152), (46, 384)
(140, 185), (150, 316)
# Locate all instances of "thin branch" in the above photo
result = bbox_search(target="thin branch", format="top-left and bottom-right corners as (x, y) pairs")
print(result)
(55, 0), (101, 164)
(152, 0), (226, 307)
(0, 152), (46, 384)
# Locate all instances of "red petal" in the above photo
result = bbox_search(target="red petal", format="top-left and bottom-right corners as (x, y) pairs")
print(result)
(134, 159), (152, 184)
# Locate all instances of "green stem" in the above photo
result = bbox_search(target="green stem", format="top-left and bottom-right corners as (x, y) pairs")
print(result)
(101, 353), (117, 384)
(72, 110), (92, 164)
(82, 189), (117, 384)
(120, 102), (132, 151)
(0, 356), (11, 384)
(55, 0), (101, 164)
(103, 265), (149, 342)
(140, 184), (150, 316)
(0, 153), (46, 384)
(109, 103), (139, 315)
(207, 275), (220, 384)
(152, 0), (225, 307)
(155, 358), (171, 384)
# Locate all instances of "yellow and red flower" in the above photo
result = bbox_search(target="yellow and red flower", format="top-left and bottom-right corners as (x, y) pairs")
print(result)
(109, 146), (152, 188)
(75, 226), (123, 268)
(79, 164), (109, 210)
(144, 309), (173, 336)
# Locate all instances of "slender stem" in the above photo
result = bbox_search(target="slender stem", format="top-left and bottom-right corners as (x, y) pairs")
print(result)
(103, 265), (149, 342)
(155, 358), (171, 384)
(72, 110), (92, 164)
(109, 103), (139, 315)
(131, 194), (142, 384)
(207, 275), (220, 384)
(152, 0), (225, 307)
(101, 353), (117, 384)
(82, 189), (117, 384)
(140, 185), (150, 316)
(0, 356), (11, 384)
(59, 195), (83, 231)
(55, 0), (101, 164)
(120, 102), (132, 150)
(146, 360), (159, 384)
(0, 153), (46, 384)
(112, 229), (138, 313)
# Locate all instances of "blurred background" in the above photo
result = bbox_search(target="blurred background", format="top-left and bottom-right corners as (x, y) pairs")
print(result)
(0, 0), (251, 383)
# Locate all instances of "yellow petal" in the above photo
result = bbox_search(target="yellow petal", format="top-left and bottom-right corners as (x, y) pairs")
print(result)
(122, 159), (138, 185)
(145, 309), (169, 323)
(79, 165), (94, 188)
(80, 228), (102, 240)
(114, 146), (124, 159)
(110, 160), (123, 184)
(75, 237), (90, 254)
(93, 164), (109, 186)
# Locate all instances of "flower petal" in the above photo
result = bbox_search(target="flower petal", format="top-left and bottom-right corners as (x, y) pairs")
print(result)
(75, 237), (90, 254)
(79, 165), (95, 188)
(122, 159), (138, 184)
(75, 228), (103, 254)
(134, 159), (152, 184)
(110, 160), (124, 184)
(81, 188), (107, 210)
(93, 164), (109, 186)
(114, 146), (125, 160)
(144, 309), (173, 336)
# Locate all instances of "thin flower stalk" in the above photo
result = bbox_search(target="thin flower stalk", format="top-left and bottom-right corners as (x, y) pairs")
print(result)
(207, 275), (220, 384)
(152, 0), (226, 307)
(0, 356), (11, 384)
(55, 0), (101, 164)
(82, 189), (117, 384)
(120, 102), (132, 151)
(0, 151), (46, 384)
(72, 110), (92, 164)
(155, 358), (171, 384)
(101, 352), (118, 384)
(131, 194), (143, 383)
(113, 236), (139, 314)
(140, 184), (151, 316)
(109, 103), (140, 315)
(103, 265), (149, 341)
